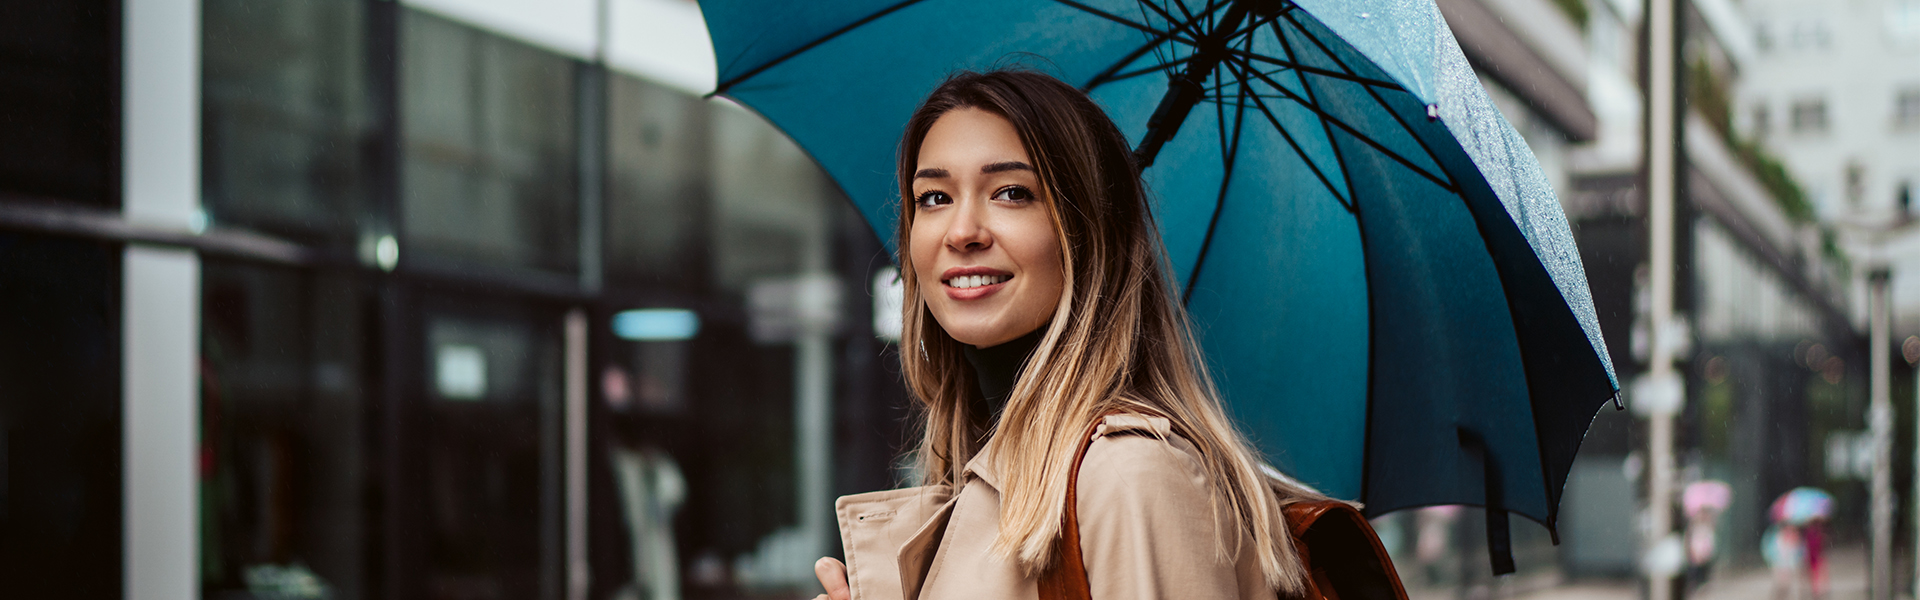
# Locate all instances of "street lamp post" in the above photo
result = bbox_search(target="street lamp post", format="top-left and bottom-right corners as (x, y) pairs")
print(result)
(1834, 210), (1914, 600)
(1870, 268), (1893, 600)
(1643, 0), (1683, 595)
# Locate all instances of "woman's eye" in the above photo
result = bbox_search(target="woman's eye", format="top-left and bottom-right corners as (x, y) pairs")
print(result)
(915, 191), (951, 208)
(993, 186), (1034, 202)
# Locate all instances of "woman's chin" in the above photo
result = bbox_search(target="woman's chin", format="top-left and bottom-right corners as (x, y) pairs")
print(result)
(942, 320), (1040, 348)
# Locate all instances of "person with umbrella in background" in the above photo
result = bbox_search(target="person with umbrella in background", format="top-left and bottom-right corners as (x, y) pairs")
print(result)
(1765, 487), (1834, 600)
(1682, 480), (1732, 587)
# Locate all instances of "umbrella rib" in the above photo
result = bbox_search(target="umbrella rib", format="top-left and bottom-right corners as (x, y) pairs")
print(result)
(1134, 0), (1183, 30)
(1277, 11), (1456, 189)
(1086, 1), (1197, 91)
(1268, 22), (1367, 210)
(711, 0), (934, 95)
(1215, 6), (1290, 48)
(1226, 59), (1353, 212)
(1224, 50), (1404, 90)
(1091, 54), (1209, 89)
(1240, 64), (1458, 193)
(1183, 62), (1252, 304)
(1046, 0), (1186, 40)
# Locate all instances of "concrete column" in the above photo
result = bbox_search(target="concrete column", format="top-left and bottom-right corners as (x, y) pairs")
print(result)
(1870, 269), (1892, 600)
(122, 0), (201, 598)
(1644, 0), (1682, 596)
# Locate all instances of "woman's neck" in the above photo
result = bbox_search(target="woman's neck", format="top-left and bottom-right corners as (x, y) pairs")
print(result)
(960, 326), (1048, 419)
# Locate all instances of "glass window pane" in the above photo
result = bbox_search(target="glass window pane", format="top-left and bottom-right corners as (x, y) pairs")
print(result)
(419, 298), (565, 600)
(599, 87), (909, 598)
(605, 74), (705, 290)
(0, 0), (120, 209)
(200, 262), (367, 599)
(202, 0), (370, 245)
(401, 10), (578, 273)
(0, 233), (122, 597)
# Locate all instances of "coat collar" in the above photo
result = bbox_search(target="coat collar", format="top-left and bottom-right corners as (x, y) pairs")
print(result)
(961, 437), (1004, 491)
(959, 413), (1174, 493)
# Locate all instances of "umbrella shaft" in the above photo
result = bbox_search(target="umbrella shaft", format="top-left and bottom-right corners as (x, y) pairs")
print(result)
(1132, 3), (1255, 168)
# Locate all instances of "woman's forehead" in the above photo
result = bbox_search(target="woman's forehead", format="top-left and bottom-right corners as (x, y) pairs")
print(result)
(916, 108), (1031, 170)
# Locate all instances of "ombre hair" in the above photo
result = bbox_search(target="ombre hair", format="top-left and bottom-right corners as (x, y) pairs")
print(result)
(893, 69), (1322, 594)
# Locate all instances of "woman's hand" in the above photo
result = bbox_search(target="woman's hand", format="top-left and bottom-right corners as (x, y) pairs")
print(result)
(812, 557), (851, 600)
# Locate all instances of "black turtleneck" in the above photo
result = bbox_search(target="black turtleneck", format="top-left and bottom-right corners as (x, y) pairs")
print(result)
(960, 326), (1048, 418)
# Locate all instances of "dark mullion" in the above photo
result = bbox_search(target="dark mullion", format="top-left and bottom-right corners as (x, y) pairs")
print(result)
(365, 1), (410, 598)
(575, 62), (605, 295)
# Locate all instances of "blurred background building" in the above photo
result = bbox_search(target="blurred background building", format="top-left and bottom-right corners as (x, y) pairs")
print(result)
(3, 0), (914, 598)
(0, 0), (1915, 599)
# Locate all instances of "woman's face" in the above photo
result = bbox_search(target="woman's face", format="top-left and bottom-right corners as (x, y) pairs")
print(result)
(909, 107), (1066, 348)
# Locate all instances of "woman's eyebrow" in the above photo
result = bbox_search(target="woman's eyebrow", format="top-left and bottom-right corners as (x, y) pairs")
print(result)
(914, 167), (949, 179)
(982, 161), (1033, 174)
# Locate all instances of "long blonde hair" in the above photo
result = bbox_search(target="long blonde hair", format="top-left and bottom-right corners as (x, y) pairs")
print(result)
(894, 69), (1323, 594)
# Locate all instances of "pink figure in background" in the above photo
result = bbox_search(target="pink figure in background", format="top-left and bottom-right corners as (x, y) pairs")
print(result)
(1682, 480), (1732, 568)
(1413, 505), (1461, 587)
(1802, 519), (1826, 599)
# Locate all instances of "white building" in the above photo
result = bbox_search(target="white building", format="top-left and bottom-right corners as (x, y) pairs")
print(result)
(1734, 0), (1920, 331)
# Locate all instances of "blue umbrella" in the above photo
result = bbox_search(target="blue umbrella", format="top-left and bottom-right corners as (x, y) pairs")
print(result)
(699, 0), (1619, 573)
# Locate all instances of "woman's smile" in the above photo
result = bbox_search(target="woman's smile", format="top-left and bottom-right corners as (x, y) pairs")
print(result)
(941, 267), (1014, 300)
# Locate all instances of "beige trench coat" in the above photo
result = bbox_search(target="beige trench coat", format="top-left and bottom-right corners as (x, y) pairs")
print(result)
(834, 414), (1280, 600)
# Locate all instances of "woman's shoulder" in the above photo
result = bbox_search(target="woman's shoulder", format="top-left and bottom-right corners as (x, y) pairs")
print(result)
(1077, 413), (1211, 501)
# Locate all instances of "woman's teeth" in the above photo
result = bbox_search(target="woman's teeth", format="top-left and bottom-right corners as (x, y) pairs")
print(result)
(947, 274), (1011, 289)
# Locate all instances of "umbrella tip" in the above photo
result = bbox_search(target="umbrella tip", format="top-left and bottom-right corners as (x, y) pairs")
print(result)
(1611, 391), (1625, 411)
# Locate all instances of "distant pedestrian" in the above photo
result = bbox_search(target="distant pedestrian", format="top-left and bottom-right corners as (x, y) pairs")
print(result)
(1682, 480), (1731, 586)
(1763, 523), (1805, 600)
(1766, 487), (1834, 600)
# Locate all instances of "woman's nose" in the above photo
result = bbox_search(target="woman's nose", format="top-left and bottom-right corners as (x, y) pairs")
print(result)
(944, 200), (992, 251)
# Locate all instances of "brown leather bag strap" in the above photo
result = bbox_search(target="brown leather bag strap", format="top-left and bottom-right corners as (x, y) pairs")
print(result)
(1036, 413), (1411, 600)
(1035, 415), (1109, 600)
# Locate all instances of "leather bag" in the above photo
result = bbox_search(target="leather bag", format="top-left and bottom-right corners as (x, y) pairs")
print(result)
(1037, 416), (1410, 600)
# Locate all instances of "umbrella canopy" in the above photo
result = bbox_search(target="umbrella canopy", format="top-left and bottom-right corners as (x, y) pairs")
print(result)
(1683, 480), (1733, 518)
(699, 0), (1618, 573)
(1771, 487), (1834, 525)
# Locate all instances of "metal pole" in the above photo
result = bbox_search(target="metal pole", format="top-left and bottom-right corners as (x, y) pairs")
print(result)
(1645, 0), (1681, 595)
(1871, 269), (1893, 600)
(1912, 343), (1920, 600)
(796, 212), (836, 567)
(564, 310), (590, 600)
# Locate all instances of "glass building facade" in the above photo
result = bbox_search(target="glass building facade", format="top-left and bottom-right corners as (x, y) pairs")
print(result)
(2, 1), (909, 598)
(197, 4), (912, 599)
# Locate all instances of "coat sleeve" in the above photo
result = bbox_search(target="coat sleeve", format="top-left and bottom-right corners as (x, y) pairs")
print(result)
(1075, 431), (1263, 600)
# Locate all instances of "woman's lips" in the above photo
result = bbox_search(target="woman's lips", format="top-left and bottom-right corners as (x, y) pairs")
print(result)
(943, 273), (1012, 301)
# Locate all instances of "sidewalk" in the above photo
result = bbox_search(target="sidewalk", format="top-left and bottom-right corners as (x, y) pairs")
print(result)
(1485, 545), (1874, 600)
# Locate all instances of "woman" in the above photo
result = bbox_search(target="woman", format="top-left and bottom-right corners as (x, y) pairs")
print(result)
(816, 69), (1326, 600)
